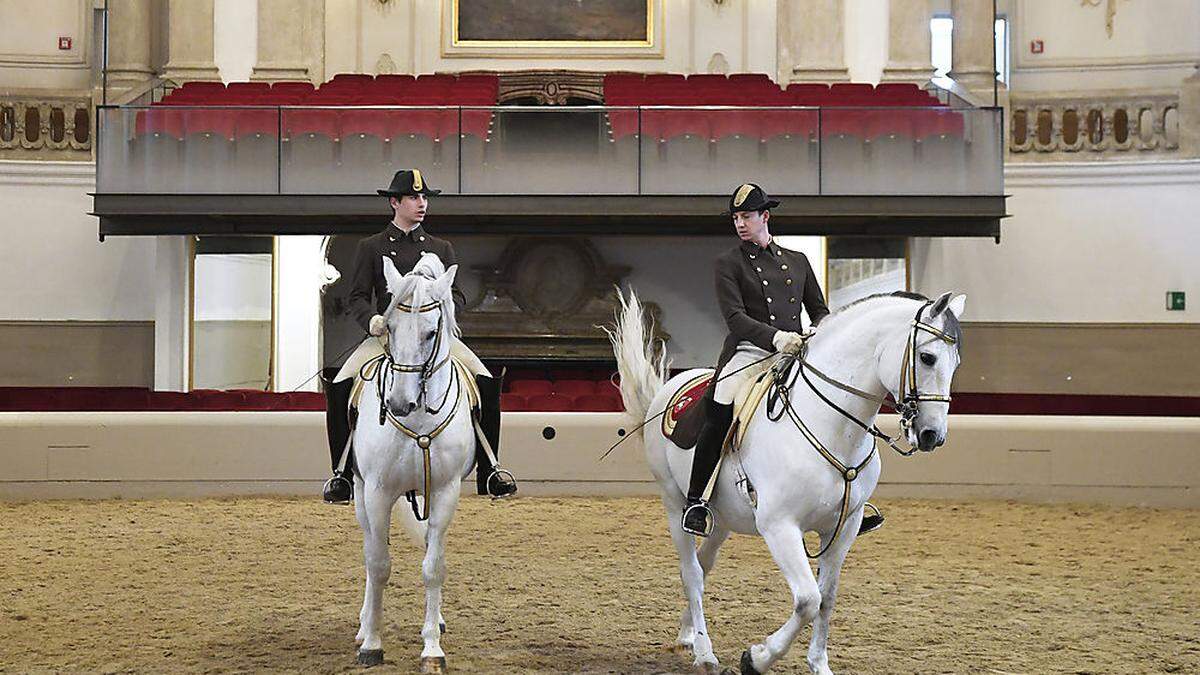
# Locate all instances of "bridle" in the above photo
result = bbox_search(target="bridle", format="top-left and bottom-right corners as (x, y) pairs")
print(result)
(367, 299), (454, 426)
(761, 300), (959, 557)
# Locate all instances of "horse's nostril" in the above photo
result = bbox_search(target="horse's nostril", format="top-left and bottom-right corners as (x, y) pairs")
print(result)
(919, 429), (938, 449)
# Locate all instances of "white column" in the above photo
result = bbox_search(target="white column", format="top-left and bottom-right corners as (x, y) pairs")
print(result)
(105, 0), (155, 91)
(252, 0), (324, 83)
(213, 0), (258, 83)
(948, 0), (997, 91)
(778, 0), (851, 84)
(881, 0), (935, 83)
(273, 236), (324, 393)
(161, 0), (222, 82)
(154, 236), (191, 392)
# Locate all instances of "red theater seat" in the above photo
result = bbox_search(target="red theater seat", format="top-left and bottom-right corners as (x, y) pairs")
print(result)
(500, 393), (528, 412)
(553, 380), (596, 397)
(509, 380), (553, 396)
(574, 394), (624, 412)
(525, 393), (575, 412)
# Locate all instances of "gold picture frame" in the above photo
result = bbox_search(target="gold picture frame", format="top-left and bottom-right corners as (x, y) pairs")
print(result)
(442, 0), (663, 59)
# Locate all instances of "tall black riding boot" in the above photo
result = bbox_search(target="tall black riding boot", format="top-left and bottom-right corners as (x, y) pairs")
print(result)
(474, 374), (517, 498)
(320, 367), (355, 504)
(682, 399), (734, 536)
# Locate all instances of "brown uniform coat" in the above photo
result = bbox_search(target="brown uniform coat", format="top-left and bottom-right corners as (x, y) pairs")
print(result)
(347, 223), (467, 333)
(713, 239), (830, 375)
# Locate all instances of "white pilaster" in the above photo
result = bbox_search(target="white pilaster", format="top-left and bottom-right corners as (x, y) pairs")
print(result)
(273, 236), (324, 392)
(154, 236), (191, 391)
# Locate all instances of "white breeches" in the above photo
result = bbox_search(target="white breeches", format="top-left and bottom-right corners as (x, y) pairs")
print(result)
(713, 341), (773, 405)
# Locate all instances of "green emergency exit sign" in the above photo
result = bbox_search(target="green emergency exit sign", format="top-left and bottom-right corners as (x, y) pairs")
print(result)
(1166, 291), (1185, 310)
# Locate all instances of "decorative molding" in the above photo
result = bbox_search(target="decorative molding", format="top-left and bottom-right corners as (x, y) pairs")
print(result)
(1008, 90), (1181, 159)
(1003, 159), (1200, 187)
(0, 93), (93, 161)
(493, 70), (606, 104)
(0, 159), (95, 186)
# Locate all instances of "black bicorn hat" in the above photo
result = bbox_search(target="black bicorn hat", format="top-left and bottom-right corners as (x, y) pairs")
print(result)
(726, 182), (780, 214)
(377, 169), (442, 197)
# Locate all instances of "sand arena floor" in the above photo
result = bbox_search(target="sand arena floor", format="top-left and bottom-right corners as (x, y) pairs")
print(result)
(0, 496), (1196, 674)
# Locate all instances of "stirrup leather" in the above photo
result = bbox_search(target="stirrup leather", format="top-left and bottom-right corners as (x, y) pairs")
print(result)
(681, 501), (714, 537)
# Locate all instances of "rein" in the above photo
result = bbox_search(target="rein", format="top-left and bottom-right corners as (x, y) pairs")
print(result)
(763, 300), (958, 557)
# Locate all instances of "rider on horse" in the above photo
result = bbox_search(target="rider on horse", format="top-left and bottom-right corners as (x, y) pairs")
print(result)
(682, 183), (879, 538)
(321, 169), (519, 504)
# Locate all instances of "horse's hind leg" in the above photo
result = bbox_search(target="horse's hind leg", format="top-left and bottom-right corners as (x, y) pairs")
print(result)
(356, 481), (398, 665)
(664, 500), (721, 672)
(742, 524), (821, 674)
(418, 483), (460, 672)
(675, 525), (730, 654)
(805, 511), (861, 675)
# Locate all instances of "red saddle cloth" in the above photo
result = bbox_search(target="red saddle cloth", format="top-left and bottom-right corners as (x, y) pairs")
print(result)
(664, 373), (714, 450)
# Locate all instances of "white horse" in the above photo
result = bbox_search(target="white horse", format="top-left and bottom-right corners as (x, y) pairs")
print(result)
(350, 254), (475, 673)
(608, 289), (966, 674)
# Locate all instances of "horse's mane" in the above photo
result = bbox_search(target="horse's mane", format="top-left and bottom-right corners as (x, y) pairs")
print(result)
(384, 254), (459, 351)
(819, 291), (961, 347)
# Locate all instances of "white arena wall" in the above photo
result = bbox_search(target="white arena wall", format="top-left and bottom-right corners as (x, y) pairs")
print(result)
(0, 412), (1196, 508)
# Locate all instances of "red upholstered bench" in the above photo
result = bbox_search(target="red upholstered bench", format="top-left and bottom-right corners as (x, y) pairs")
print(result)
(509, 380), (553, 396)
(525, 393), (576, 412)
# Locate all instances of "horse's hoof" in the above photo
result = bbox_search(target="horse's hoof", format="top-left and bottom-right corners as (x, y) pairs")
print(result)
(419, 656), (447, 673)
(357, 649), (384, 667)
(740, 650), (763, 675)
(439, 621), (446, 635)
(670, 641), (693, 655)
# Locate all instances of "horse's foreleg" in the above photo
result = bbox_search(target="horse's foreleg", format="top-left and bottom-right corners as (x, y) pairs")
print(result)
(419, 482), (460, 669)
(357, 482), (398, 664)
(664, 501), (720, 671)
(675, 524), (730, 654)
(354, 475), (370, 645)
(743, 524), (821, 674)
(805, 510), (860, 675)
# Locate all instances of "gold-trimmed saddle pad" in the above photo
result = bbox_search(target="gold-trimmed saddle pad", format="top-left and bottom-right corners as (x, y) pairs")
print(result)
(664, 357), (780, 452)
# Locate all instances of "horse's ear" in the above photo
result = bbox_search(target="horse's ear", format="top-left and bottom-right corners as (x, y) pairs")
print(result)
(430, 264), (457, 300)
(948, 293), (967, 319)
(930, 291), (953, 317)
(382, 256), (403, 294)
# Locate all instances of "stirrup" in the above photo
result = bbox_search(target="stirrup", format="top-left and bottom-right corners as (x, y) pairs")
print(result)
(681, 501), (714, 537)
(322, 475), (353, 505)
(485, 468), (517, 499)
(858, 502), (885, 535)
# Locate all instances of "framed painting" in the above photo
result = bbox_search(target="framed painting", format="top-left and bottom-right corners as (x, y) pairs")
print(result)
(442, 0), (662, 59)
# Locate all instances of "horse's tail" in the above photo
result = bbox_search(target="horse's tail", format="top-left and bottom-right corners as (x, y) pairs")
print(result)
(603, 288), (669, 424)
(394, 499), (428, 549)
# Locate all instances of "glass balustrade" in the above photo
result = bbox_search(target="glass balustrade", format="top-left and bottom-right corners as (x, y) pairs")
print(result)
(97, 105), (1003, 196)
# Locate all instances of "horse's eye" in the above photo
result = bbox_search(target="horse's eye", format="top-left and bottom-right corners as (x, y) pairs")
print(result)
(920, 352), (937, 366)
